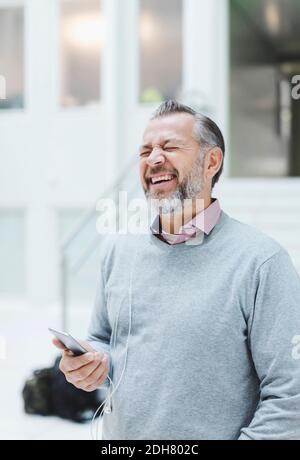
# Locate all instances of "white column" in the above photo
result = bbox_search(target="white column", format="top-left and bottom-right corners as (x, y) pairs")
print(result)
(183, 0), (219, 114)
(25, 0), (60, 305)
(102, 0), (124, 177)
(101, 0), (140, 197)
(183, 0), (230, 177)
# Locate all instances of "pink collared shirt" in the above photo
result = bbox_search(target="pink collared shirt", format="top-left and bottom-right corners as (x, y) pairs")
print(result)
(150, 198), (221, 245)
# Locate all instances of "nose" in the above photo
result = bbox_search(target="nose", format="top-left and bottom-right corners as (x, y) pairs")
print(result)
(146, 147), (166, 167)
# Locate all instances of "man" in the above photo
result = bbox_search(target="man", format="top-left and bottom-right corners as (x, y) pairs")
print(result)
(54, 100), (300, 440)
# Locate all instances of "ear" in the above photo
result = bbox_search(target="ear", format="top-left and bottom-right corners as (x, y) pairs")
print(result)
(205, 147), (223, 183)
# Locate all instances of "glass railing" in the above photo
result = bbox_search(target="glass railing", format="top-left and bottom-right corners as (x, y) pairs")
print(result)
(60, 156), (140, 337)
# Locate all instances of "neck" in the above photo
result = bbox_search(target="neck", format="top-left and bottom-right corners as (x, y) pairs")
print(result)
(160, 195), (212, 235)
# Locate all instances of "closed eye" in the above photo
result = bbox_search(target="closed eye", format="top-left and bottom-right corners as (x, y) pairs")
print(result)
(164, 146), (179, 152)
(139, 145), (179, 157)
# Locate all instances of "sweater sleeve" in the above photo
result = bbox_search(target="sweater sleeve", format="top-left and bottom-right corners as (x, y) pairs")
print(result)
(86, 255), (113, 389)
(239, 248), (300, 440)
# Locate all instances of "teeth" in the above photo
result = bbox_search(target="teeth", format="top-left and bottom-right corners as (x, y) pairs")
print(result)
(151, 175), (174, 184)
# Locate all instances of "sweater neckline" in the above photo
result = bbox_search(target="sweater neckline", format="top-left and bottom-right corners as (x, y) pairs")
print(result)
(147, 210), (229, 251)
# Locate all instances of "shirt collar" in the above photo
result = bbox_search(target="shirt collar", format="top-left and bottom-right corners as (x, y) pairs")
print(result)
(187, 197), (221, 235)
(150, 198), (221, 245)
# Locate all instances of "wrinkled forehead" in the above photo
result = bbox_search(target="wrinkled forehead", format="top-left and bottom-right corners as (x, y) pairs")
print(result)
(142, 113), (196, 146)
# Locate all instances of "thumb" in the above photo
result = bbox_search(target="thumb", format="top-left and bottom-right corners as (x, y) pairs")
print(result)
(52, 338), (67, 350)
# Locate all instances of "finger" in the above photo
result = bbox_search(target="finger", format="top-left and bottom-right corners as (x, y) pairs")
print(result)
(85, 357), (109, 390)
(80, 382), (98, 392)
(85, 378), (106, 392)
(77, 339), (95, 353)
(84, 382), (102, 392)
(60, 351), (96, 373)
(82, 356), (108, 387)
(52, 338), (66, 350)
(85, 371), (108, 392)
(67, 354), (106, 384)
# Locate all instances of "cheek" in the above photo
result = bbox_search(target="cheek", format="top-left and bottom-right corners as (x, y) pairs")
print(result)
(139, 162), (145, 176)
(139, 162), (147, 184)
(162, 154), (180, 174)
(181, 155), (201, 179)
(167, 156), (184, 181)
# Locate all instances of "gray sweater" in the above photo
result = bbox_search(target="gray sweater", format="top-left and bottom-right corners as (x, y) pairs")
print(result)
(87, 210), (300, 440)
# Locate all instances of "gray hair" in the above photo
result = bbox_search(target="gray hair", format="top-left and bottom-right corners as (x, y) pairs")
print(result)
(151, 100), (225, 188)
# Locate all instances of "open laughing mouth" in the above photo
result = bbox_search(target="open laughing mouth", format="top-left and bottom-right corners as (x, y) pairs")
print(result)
(148, 173), (177, 190)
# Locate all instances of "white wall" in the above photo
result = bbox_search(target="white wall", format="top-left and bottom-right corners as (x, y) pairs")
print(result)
(0, 0), (118, 304)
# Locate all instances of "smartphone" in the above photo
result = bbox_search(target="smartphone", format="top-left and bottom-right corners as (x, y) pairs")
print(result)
(49, 327), (89, 356)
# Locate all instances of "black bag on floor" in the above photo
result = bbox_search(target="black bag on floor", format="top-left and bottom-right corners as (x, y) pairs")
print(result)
(22, 356), (103, 423)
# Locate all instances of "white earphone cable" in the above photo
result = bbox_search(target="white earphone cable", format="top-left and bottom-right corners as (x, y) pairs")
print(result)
(90, 246), (136, 440)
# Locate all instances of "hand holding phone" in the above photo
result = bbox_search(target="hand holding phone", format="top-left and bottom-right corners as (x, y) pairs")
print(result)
(50, 328), (109, 392)
(49, 327), (91, 356)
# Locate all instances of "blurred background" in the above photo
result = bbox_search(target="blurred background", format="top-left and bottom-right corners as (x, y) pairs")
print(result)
(0, 0), (299, 440)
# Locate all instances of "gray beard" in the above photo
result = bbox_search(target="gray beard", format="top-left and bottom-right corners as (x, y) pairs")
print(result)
(146, 157), (205, 215)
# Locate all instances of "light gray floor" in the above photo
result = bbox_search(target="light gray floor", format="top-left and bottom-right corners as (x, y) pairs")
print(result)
(0, 299), (103, 440)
